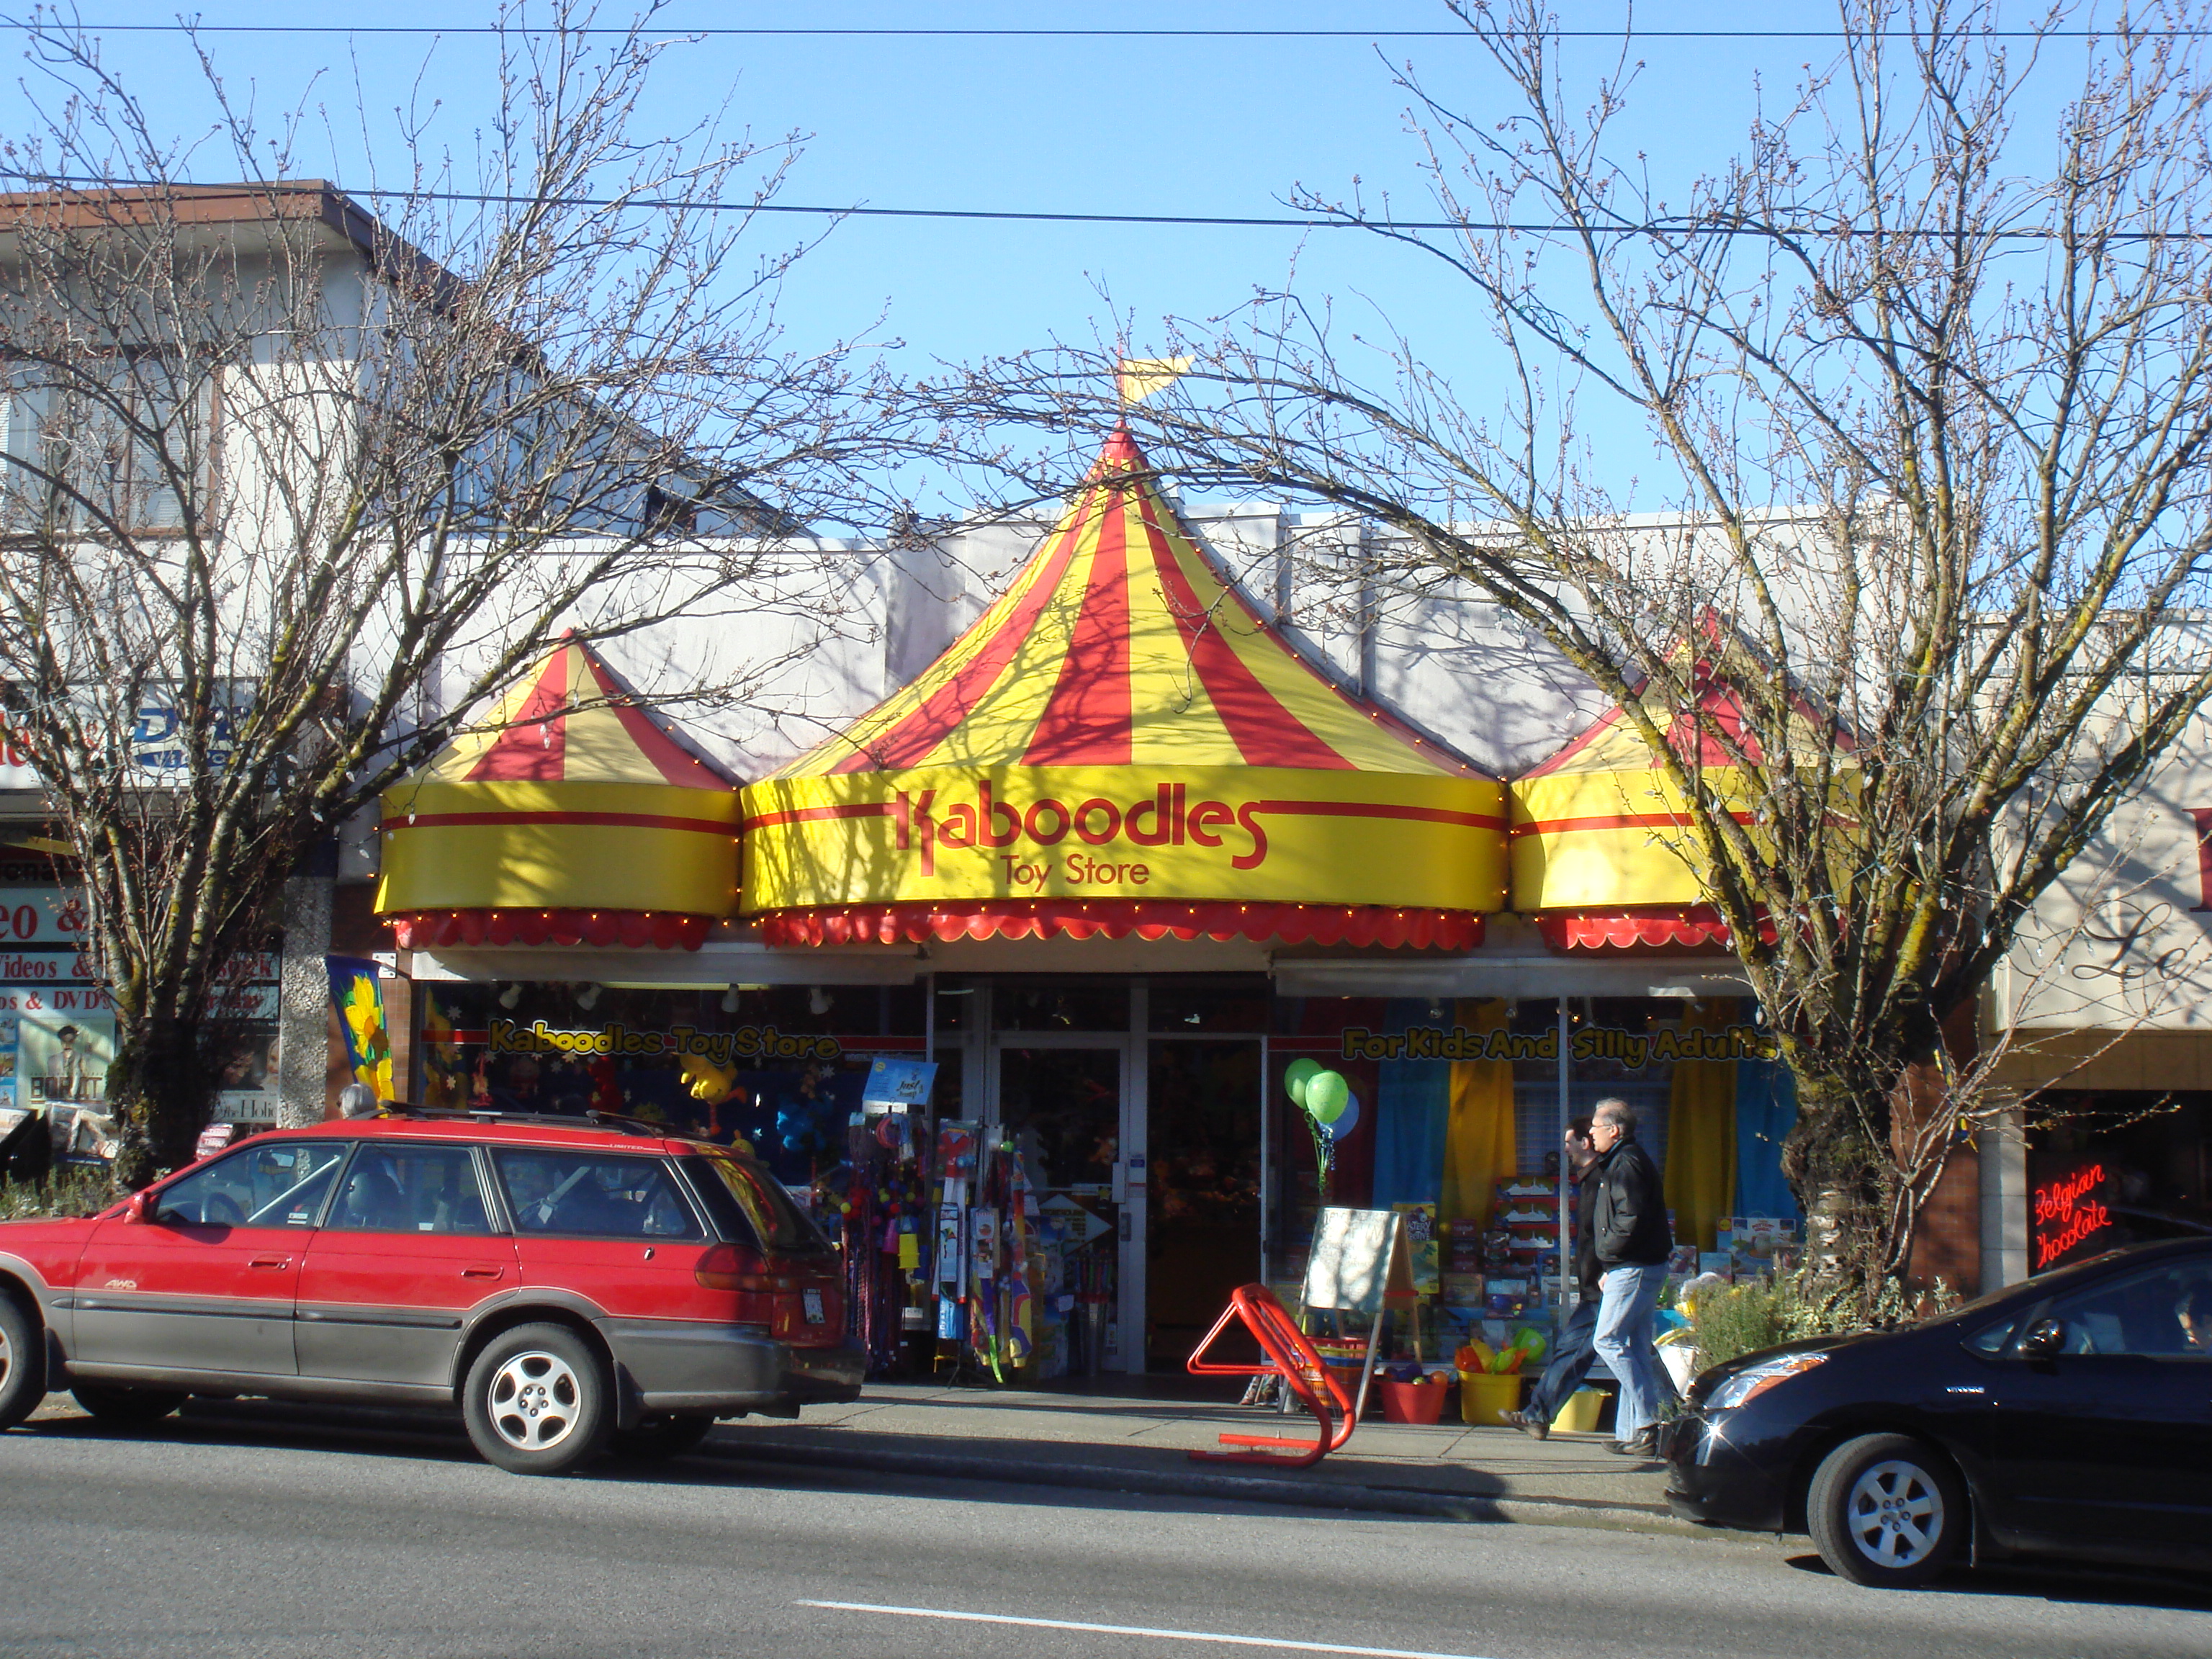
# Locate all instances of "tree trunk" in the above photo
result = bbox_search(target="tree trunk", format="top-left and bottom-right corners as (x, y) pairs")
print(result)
(107, 1012), (215, 1190)
(1781, 1061), (1899, 1318)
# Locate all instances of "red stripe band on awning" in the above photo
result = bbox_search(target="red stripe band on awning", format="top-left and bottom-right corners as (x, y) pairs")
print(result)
(740, 802), (900, 832)
(1509, 811), (1755, 836)
(1251, 800), (1506, 830)
(387, 811), (736, 835)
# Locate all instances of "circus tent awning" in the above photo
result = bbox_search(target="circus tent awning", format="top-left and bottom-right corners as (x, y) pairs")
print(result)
(742, 429), (1507, 947)
(376, 634), (742, 950)
(1510, 637), (1851, 950)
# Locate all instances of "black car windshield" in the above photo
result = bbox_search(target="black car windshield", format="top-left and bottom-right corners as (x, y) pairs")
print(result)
(693, 1153), (835, 1256)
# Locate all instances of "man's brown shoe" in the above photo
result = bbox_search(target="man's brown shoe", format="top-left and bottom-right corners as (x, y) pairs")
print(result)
(1502, 1408), (1549, 1441)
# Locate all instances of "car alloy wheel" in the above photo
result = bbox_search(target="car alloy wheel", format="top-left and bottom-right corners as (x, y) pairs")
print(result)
(462, 1322), (610, 1475)
(1843, 1460), (1945, 1570)
(487, 1350), (584, 1454)
(1807, 1431), (1965, 1588)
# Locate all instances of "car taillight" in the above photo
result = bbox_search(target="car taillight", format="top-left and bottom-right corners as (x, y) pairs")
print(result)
(693, 1244), (783, 1292)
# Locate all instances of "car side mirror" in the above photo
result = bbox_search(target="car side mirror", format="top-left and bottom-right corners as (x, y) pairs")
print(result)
(123, 1190), (158, 1226)
(2018, 1318), (2066, 1360)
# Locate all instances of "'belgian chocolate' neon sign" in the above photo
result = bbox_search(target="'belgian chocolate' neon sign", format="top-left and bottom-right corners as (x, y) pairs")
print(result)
(2032, 1162), (2110, 1269)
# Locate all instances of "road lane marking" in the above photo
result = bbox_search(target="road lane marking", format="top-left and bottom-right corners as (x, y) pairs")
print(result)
(796, 1600), (1498, 1659)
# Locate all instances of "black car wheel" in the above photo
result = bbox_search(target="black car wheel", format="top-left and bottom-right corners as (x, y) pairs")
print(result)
(1807, 1432), (1964, 1588)
(71, 1385), (186, 1425)
(608, 1413), (717, 1461)
(462, 1323), (611, 1475)
(0, 1294), (46, 1431)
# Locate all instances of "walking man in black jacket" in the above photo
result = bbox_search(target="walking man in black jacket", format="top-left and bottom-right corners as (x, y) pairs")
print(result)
(1587, 1096), (1673, 1455)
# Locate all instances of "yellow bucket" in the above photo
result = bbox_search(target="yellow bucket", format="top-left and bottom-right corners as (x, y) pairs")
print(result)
(1458, 1370), (1523, 1426)
(1550, 1388), (1606, 1434)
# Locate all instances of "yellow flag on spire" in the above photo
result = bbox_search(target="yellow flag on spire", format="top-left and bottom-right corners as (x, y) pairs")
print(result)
(1115, 355), (1191, 404)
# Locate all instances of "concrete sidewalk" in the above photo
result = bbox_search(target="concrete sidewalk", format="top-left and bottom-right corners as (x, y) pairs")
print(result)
(721, 1377), (1701, 1535)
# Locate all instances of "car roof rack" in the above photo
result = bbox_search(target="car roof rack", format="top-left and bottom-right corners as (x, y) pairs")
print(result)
(375, 1102), (719, 1146)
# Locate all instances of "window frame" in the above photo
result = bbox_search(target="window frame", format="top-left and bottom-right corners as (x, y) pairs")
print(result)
(487, 1146), (708, 1244)
(323, 1138), (505, 1238)
(150, 1135), (350, 1231)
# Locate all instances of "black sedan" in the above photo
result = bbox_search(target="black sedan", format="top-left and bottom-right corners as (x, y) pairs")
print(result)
(1658, 1237), (2212, 1588)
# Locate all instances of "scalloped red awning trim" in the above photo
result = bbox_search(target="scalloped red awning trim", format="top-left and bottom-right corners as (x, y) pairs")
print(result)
(387, 909), (711, 951)
(755, 901), (1486, 949)
(1533, 907), (1774, 951)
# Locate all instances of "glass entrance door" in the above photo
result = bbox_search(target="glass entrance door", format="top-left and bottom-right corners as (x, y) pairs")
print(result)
(993, 1040), (1140, 1372)
(1145, 1039), (1263, 1370)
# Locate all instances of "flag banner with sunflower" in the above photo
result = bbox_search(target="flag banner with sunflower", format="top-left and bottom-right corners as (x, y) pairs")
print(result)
(325, 955), (394, 1101)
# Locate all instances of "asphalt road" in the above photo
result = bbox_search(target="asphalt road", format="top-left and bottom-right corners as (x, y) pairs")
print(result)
(1, 1405), (2208, 1659)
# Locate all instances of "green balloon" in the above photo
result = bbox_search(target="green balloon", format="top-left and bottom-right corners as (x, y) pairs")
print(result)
(1305, 1070), (1351, 1124)
(1284, 1058), (1322, 1107)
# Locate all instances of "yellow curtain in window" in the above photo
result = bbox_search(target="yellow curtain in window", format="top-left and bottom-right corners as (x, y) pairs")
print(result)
(1664, 999), (1740, 1252)
(1442, 999), (1515, 1227)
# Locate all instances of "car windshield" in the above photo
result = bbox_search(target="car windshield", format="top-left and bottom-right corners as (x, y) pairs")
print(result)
(693, 1153), (835, 1256)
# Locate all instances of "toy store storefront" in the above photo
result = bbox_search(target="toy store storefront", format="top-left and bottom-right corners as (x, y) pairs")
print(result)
(374, 432), (1797, 1385)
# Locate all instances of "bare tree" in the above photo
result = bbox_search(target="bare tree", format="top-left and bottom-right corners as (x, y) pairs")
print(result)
(0, 3), (903, 1182)
(935, 0), (2212, 1300)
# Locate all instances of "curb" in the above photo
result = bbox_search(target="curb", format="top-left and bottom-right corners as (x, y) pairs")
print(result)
(710, 1436), (1703, 1537)
(156, 1397), (1709, 1539)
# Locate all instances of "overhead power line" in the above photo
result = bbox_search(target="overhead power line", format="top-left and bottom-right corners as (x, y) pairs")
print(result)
(2, 22), (2203, 39)
(5, 171), (2203, 242)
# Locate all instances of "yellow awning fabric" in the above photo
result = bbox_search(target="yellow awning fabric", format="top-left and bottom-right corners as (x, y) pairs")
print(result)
(742, 429), (1508, 946)
(1510, 631), (1854, 948)
(376, 634), (742, 948)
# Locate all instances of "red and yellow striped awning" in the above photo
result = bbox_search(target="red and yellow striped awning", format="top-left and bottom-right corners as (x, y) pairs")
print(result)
(742, 430), (1506, 945)
(376, 634), (742, 950)
(1511, 643), (1848, 949)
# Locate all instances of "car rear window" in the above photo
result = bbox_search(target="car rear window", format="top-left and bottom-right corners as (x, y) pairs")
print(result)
(491, 1149), (704, 1240)
(690, 1152), (835, 1256)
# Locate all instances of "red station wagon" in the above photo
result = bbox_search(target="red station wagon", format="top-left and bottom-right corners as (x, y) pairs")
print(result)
(0, 1112), (862, 1473)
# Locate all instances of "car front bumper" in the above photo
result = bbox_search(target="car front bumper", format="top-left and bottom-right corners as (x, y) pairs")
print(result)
(1658, 1411), (1790, 1534)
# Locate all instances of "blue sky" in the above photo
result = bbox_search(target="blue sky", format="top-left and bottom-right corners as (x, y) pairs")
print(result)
(2, 3), (2098, 516)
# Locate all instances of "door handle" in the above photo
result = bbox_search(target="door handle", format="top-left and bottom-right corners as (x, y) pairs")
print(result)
(462, 1265), (507, 1280)
(248, 1256), (291, 1270)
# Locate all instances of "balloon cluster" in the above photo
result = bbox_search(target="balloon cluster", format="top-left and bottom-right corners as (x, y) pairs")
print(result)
(1283, 1058), (1360, 1139)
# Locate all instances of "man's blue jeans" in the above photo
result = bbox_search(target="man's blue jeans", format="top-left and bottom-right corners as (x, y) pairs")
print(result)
(1525, 1295), (1598, 1425)
(1593, 1262), (1668, 1439)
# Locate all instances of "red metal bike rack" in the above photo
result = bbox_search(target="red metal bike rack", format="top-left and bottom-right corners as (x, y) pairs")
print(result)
(1185, 1282), (1357, 1468)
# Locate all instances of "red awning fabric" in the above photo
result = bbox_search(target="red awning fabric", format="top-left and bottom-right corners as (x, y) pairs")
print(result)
(390, 909), (711, 951)
(1532, 907), (1774, 951)
(758, 901), (1487, 950)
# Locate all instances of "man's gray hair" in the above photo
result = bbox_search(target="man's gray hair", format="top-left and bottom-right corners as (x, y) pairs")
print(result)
(1592, 1097), (1637, 1135)
(337, 1082), (379, 1119)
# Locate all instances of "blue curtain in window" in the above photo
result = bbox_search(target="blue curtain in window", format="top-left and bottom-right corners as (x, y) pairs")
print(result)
(1371, 999), (1451, 1210)
(1732, 1056), (1801, 1223)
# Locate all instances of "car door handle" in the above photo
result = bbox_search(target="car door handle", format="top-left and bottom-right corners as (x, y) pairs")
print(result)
(248, 1256), (291, 1271)
(462, 1265), (508, 1280)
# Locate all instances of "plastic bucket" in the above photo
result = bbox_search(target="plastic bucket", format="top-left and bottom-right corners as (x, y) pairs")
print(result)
(1549, 1387), (1606, 1434)
(1458, 1370), (1523, 1426)
(1378, 1377), (1449, 1425)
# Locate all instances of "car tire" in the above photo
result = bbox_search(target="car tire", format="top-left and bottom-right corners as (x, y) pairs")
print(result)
(71, 1385), (186, 1425)
(462, 1323), (611, 1475)
(608, 1413), (718, 1462)
(0, 1293), (47, 1431)
(1807, 1432), (1965, 1588)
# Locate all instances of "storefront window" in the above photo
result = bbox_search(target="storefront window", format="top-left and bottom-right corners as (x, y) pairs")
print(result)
(415, 981), (925, 1192)
(993, 982), (1128, 1032)
(2028, 1093), (2212, 1272)
(1148, 979), (1269, 1033)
